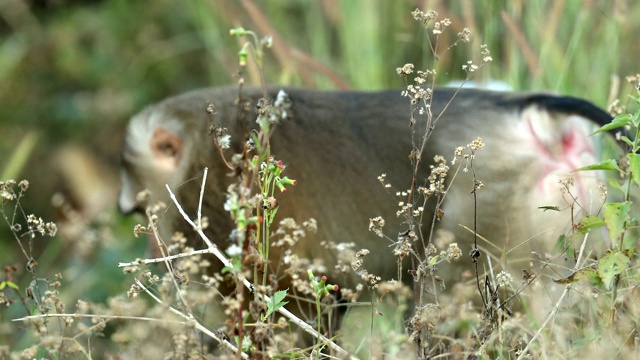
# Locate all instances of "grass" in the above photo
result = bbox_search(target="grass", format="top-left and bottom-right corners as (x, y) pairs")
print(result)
(1, 0), (639, 359)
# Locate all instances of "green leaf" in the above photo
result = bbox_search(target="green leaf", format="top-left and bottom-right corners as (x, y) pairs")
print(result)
(577, 215), (605, 234)
(633, 109), (640, 128)
(598, 251), (630, 289)
(592, 114), (633, 134)
(0, 281), (17, 291)
(553, 234), (568, 253)
(539, 206), (560, 212)
(553, 268), (597, 285)
(608, 179), (624, 194)
(628, 153), (640, 186)
(620, 135), (634, 148)
(573, 159), (622, 172)
(234, 335), (254, 352)
(262, 289), (289, 321)
(603, 202), (631, 242)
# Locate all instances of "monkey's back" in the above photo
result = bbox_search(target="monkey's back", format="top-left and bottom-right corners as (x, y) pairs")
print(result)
(120, 85), (611, 293)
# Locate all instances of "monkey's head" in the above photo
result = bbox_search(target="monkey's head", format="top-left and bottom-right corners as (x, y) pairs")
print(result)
(118, 91), (223, 217)
(118, 87), (257, 254)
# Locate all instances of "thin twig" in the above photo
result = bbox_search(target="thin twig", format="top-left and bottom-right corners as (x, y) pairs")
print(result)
(117, 249), (212, 267)
(146, 204), (194, 321)
(134, 278), (248, 359)
(197, 167), (207, 227)
(13, 313), (187, 325)
(517, 231), (590, 359)
(167, 170), (358, 360)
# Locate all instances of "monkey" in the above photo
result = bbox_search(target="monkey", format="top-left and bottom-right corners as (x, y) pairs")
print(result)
(118, 86), (613, 326)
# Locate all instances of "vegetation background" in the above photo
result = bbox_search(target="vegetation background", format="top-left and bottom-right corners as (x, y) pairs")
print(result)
(0, 0), (638, 356)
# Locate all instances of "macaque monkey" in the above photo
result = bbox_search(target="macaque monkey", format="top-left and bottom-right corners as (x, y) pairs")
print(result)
(119, 86), (612, 301)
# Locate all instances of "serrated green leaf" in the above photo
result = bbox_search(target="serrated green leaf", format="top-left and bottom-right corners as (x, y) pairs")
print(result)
(272, 289), (287, 304)
(262, 289), (289, 321)
(603, 202), (630, 241)
(598, 251), (629, 289)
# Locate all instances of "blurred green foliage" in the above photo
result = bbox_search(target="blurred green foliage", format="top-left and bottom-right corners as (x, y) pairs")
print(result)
(2, 0), (636, 144)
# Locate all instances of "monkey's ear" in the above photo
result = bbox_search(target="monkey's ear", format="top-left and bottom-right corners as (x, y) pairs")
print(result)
(151, 127), (184, 172)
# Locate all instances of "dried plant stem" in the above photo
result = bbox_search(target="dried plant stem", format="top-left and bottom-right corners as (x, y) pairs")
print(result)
(517, 232), (591, 360)
(134, 278), (248, 358)
(117, 248), (212, 267)
(12, 311), (243, 355)
(13, 313), (186, 324)
(167, 168), (358, 360)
